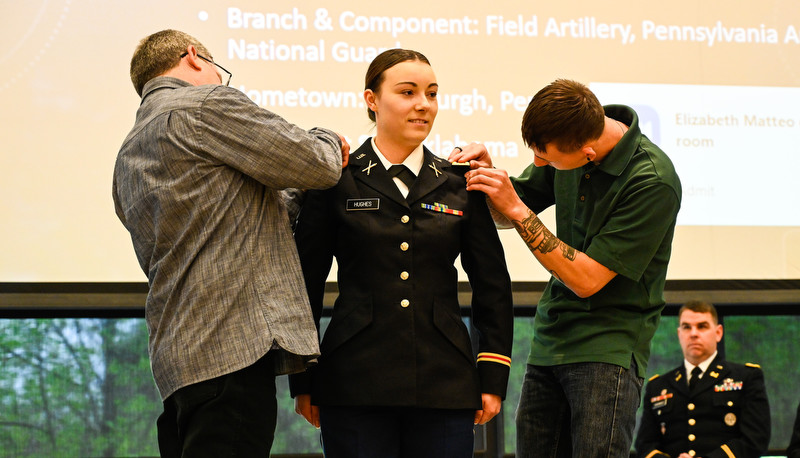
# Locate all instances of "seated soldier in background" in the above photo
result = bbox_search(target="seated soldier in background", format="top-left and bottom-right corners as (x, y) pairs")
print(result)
(634, 300), (770, 458)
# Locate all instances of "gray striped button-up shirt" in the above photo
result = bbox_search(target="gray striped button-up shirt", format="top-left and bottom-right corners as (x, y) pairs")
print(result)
(112, 77), (341, 400)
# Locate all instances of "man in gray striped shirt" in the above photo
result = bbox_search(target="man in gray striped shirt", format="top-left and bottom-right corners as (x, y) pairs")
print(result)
(112, 29), (349, 457)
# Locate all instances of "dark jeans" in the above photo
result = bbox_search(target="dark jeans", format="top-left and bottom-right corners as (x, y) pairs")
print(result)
(515, 360), (643, 458)
(157, 352), (277, 457)
(319, 405), (475, 458)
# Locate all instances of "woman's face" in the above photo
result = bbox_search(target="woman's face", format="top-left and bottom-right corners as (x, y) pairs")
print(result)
(364, 60), (438, 150)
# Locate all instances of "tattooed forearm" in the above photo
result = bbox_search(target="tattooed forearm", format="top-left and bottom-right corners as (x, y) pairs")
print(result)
(513, 211), (577, 261)
(560, 242), (577, 261)
(512, 213), (543, 247)
(486, 196), (515, 229)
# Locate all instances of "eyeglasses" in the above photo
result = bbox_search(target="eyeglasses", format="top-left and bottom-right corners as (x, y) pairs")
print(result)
(180, 52), (232, 86)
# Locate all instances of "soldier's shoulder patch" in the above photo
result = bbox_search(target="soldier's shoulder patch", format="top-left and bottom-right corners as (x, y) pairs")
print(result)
(649, 374), (661, 381)
(745, 362), (761, 368)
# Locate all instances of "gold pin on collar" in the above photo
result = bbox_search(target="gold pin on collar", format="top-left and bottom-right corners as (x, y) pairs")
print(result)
(362, 160), (377, 175)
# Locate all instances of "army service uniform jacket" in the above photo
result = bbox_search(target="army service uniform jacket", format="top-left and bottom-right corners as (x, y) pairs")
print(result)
(289, 141), (514, 409)
(635, 355), (771, 458)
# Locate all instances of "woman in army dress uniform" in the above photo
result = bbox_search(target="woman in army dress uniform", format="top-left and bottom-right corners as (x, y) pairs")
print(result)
(289, 48), (514, 457)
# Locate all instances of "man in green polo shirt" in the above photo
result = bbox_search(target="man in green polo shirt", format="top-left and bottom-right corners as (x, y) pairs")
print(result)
(450, 79), (681, 457)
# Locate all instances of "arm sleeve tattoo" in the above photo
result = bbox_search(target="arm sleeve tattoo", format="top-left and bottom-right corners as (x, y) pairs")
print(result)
(513, 211), (577, 261)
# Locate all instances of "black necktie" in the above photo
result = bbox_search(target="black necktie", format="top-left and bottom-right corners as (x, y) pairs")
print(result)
(388, 165), (416, 189)
(689, 366), (702, 392)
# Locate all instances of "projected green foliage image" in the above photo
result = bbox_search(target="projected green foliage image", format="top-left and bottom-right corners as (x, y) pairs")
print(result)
(1, 314), (799, 457)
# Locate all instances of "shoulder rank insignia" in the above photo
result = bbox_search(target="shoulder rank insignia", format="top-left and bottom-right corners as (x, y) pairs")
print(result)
(745, 362), (761, 368)
(450, 162), (471, 173)
(648, 374), (660, 382)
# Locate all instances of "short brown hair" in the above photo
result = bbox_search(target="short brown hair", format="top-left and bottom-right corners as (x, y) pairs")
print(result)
(129, 29), (211, 97)
(679, 300), (719, 325)
(364, 48), (431, 122)
(521, 79), (605, 153)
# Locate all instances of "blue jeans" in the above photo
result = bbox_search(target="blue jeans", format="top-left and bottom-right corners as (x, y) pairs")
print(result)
(515, 360), (643, 458)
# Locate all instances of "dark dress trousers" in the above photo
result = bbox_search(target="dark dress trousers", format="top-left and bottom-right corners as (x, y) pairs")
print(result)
(289, 140), (514, 410)
(787, 401), (800, 458)
(635, 355), (770, 458)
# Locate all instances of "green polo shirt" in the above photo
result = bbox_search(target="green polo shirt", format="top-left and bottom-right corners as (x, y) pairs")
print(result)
(511, 105), (682, 377)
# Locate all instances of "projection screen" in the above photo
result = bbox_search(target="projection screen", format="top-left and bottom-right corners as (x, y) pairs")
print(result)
(2, 0), (799, 282)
